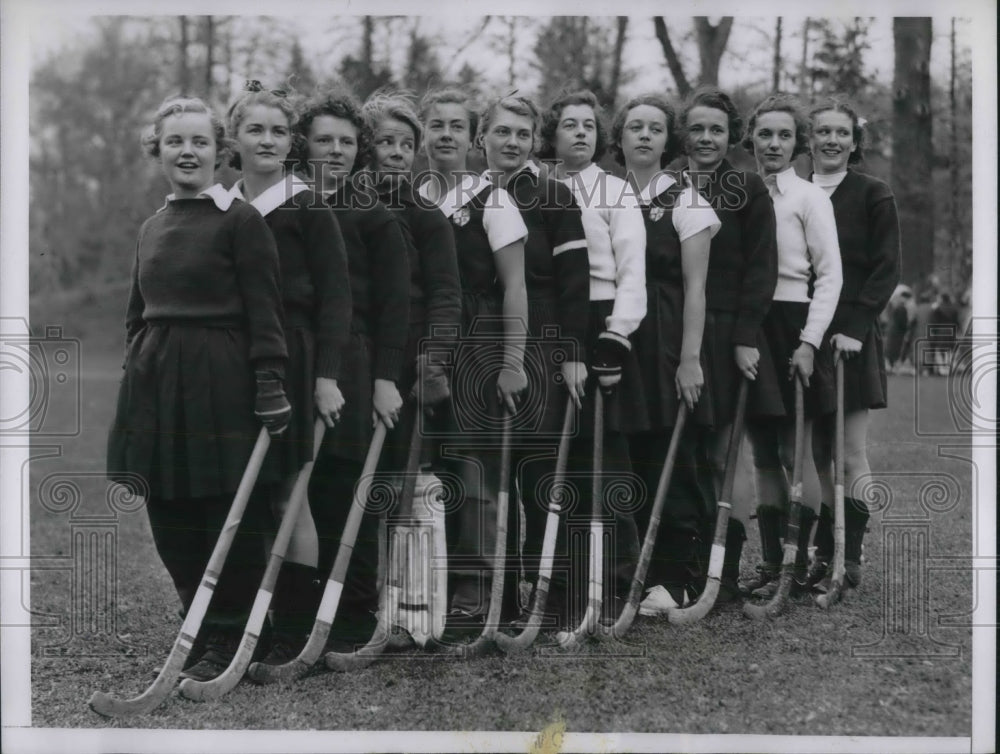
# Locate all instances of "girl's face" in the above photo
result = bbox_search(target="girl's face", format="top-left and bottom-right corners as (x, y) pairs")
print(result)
(553, 103), (597, 171)
(159, 111), (217, 198)
(235, 104), (292, 176)
(306, 115), (359, 189)
(810, 109), (856, 175)
(372, 117), (417, 176)
(482, 108), (534, 177)
(620, 104), (669, 172)
(752, 110), (798, 176)
(423, 103), (472, 170)
(684, 105), (730, 171)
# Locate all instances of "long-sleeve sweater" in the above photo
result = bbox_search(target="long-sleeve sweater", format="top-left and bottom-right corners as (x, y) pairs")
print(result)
(375, 174), (462, 344)
(125, 186), (287, 373)
(812, 169), (901, 342)
(691, 159), (778, 346)
(324, 182), (410, 381)
(766, 166), (843, 349)
(556, 163), (646, 338)
(231, 177), (352, 380)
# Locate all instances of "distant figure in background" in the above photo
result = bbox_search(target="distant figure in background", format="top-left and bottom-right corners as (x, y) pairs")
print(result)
(929, 290), (960, 375)
(884, 285), (913, 374)
(911, 287), (936, 376)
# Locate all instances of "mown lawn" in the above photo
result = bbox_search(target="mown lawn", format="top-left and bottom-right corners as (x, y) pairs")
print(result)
(28, 293), (974, 736)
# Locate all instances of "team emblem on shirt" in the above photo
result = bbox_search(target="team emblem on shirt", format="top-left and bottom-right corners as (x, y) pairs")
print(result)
(452, 206), (471, 227)
(649, 206), (665, 223)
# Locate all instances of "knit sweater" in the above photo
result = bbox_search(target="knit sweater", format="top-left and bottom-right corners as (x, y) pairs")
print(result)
(324, 182), (410, 381)
(688, 159), (778, 346)
(556, 163), (646, 338)
(765, 167), (843, 349)
(125, 188), (287, 373)
(495, 163), (590, 348)
(374, 174), (462, 343)
(231, 177), (352, 379)
(811, 169), (900, 342)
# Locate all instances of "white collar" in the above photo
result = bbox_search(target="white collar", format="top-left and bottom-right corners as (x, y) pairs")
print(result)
(559, 162), (603, 190)
(637, 172), (678, 205)
(480, 160), (542, 188)
(418, 173), (488, 219)
(230, 175), (310, 217)
(764, 166), (797, 196)
(159, 183), (234, 212)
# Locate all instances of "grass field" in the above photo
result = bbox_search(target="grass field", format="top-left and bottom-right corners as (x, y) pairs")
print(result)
(26, 292), (976, 736)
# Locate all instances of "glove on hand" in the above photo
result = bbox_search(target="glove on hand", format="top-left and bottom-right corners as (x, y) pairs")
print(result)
(255, 369), (292, 436)
(412, 353), (451, 407)
(591, 332), (630, 392)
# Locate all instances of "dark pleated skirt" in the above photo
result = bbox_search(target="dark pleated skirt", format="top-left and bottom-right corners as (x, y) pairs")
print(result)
(756, 301), (835, 419)
(318, 331), (374, 464)
(520, 296), (573, 437)
(699, 309), (784, 427)
(261, 324), (316, 478)
(813, 317), (888, 414)
(106, 322), (267, 500)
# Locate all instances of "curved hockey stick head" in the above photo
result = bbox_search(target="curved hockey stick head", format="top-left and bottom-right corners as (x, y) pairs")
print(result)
(88, 638), (192, 717)
(246, 618), (331, 685)
(667, 579), (721, 625)
(324, 621), (393, 671)
(742, 572), (794, 620)
(178, 630), (261, 701)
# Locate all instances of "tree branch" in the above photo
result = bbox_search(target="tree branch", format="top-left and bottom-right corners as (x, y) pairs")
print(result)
(654, 17), (691, 97)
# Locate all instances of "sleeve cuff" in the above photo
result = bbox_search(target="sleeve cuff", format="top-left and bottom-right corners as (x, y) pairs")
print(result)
(314, 348), (342, 381)
(374, 347), (405, 382)
(252, 358), (286, 381)
(731, 319), (762, 348)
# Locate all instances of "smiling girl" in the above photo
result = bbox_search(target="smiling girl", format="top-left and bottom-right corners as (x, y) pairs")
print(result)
(225, 83), (352, 667)
(613, 93), (721, 613)
(296, 86), (411, 648)
(107, 95), (290, 679)
(538, 89), (647, 622)
(678, 88), (778, 603)
(740, 94), (842, 599)
(477, 93), (590, 627)
(806, 99), (900, 593)
(417, 87), (529, 634)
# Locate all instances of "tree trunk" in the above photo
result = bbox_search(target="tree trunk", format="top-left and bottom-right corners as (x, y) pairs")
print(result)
(653, 17), (691, 97)
(892, 18), (934, 285)
(772, 17), (782, 92)
(204, 16), (214, 98)
(608, 17), (628, 107)
(694, 16), (733, 86)
(363, 16), (374, 72)
(178, 16), (190, 92)
(799, 18), (810, 98)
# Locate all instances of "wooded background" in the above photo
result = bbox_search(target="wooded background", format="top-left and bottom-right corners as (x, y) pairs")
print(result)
(29, 16), (972, 302)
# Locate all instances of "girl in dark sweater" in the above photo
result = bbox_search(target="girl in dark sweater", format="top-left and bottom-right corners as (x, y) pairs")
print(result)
(807, 99), (900, 591)
(107, 95), (290, 680)
(477, 93), (591, 626)
(297, 87), (411, 647)
(615, 94), (720, 613)
(226, 83), (352, 665)
(678, 88), (778, 602)
(360, 90), (462, 464)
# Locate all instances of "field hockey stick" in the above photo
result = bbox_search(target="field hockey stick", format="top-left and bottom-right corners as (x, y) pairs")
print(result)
(180, 419), (325, 700)
(556, 388), (605, 649)
(325, 403), (425, 671)
(817, 356), (846, 608)
(604, 402), (688, 638)
(247, 421), (387, 683)
(442, 408), (514, 659)
(744, 375), (805, 620)
(668, 379), (748, 624)
(89, 428), (271, 717)
(495, 395), (576, 653)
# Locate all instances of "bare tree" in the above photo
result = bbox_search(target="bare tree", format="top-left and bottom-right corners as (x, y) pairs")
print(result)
(609, 17), (628, 104)
(892, 17), (934, 285)
(178, 16), (190, 91)
(772, 17), (782, 92)
(204, 16), (214, 97)
(654, 16), (733, 96)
